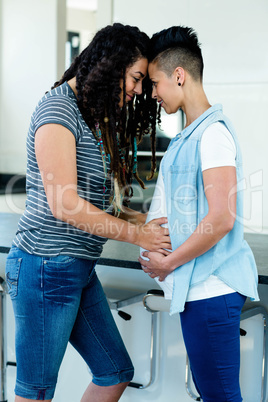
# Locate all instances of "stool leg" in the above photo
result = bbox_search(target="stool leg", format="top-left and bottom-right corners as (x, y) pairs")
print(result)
(0, 288), (7, 402)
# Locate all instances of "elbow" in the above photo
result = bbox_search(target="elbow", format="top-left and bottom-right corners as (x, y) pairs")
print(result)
(224, 215), (235, 233)
(209, 209), (236, 236)
(49, 204), (63, 221)
(220, 210), (236, 235)
(47, 189), (81, 223)
(48, 199), (64, 221)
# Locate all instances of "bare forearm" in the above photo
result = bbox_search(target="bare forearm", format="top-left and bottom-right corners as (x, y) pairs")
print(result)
(51, 190), (139, 244)
(164, 212), (234, 272)
(118, 207), (147, 225)
(46, 187), (171, 252)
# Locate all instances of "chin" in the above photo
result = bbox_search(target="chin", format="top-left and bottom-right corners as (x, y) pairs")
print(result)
(164, 108), (172, 115)
(165, 106), (180, 115)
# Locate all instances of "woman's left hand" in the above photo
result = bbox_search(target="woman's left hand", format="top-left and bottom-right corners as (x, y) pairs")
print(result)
(138, 250), (172, 282)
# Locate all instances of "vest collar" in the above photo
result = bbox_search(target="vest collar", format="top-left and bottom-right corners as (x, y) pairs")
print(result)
(175, 104), (223, 141)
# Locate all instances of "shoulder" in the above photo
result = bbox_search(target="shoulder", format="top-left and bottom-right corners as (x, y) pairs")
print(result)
(202, 122), (234, 141)
(32, 84), (80, 138)
(36, 85), (78, 115)
(200, 122), (237, 171)
(201, 122), (236, 151)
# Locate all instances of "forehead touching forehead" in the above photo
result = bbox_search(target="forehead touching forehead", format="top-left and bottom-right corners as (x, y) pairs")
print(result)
(128, 57), (148, 77)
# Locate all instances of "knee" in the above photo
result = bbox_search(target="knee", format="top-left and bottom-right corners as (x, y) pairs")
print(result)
(116, 366), (134, 387)
(92, 365), (134, 388)
(125, 366), (134, 383)
(115, 381), (130, 390)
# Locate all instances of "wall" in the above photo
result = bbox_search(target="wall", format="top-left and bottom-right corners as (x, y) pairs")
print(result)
(67, 7), (96, 51)
(0, 0), (66, 174)
(0, 0), (267, 232)
(97, 0), (268, 233)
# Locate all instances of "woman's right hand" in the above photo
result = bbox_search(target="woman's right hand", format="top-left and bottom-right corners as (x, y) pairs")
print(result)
(136, 217), (171, 252)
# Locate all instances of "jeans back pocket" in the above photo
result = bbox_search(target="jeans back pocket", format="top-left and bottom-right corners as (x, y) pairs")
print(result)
(5, 257), (22, 299)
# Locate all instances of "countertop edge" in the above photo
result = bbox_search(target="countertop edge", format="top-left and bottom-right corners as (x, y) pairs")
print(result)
(0, 246), (267, 284)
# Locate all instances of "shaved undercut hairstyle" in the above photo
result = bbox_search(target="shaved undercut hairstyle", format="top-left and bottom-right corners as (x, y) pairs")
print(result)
(149, 26), (204, 82)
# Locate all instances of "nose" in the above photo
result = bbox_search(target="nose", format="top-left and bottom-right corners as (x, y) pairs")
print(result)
(134, 81), (143, 95)
(152, 86), (157, 99)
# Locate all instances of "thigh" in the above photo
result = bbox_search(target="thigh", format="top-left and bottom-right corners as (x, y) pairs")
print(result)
(180, 293), (246, 402)
(6, 247), (95, 399)
(6, 247), (49, 383)
(40, 255), (95, 380)
(70, 271), (134, 386)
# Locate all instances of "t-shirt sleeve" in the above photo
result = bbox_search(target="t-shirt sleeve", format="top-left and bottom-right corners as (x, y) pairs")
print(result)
(200, 122), (236, 171)
(33, 95), (78, 140)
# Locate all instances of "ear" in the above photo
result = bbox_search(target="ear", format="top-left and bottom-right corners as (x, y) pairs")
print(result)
(174, 67), (185, 86)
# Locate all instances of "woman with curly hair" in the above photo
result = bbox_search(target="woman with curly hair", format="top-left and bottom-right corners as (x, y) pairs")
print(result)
(5, 23), (170, 402)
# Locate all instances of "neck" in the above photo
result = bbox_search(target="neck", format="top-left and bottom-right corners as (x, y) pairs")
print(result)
(181, 84), (211, 128)
(67, 77), (78, 98)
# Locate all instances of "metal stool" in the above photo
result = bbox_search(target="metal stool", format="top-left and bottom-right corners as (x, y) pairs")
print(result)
(109, 289), (170, 390)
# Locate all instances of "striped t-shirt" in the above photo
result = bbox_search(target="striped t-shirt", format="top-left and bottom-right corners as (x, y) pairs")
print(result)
(13, 82), (113, 260)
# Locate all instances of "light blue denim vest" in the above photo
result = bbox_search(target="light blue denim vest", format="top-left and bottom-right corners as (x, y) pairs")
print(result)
(161, 104), (259, 314)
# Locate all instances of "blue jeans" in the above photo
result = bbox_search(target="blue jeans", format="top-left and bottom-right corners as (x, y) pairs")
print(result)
(180, 292), (246, 402)
(6, 247), (134, 400)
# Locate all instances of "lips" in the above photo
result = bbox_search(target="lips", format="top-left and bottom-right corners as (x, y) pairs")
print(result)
(126, 94), (134, 101)
(158, 100), (163, 106)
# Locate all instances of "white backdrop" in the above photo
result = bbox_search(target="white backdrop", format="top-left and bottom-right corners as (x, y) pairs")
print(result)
(110, 0), (268, 233)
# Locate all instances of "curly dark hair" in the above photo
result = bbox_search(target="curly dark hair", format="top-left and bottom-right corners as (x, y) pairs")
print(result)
(52, 23), (157, 210)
